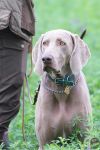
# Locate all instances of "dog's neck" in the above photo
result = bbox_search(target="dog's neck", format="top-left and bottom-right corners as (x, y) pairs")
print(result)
(42, 63), (80, 95)
(60, 63), (72, 76)
(42, 72), (66, 94)
(42, 71), (80, 96)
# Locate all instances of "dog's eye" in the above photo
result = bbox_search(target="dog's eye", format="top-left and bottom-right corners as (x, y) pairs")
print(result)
(57, 39), (66, 46)
(60, 41), (66, 46)
(43, 40), (49, 46)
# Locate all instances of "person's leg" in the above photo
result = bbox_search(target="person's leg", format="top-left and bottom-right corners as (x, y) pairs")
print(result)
(0, 45), (28, 148)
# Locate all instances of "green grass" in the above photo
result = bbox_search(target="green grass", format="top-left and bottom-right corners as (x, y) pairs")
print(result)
(1, 0), (100, 149)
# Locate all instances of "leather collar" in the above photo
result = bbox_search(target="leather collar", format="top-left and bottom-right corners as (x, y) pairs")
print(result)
(44, 73), (80, 95)
(47, 73), (76, 86)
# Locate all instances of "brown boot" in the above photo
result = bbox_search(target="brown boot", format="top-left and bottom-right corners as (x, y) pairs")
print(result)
(0, 131), (10, 150)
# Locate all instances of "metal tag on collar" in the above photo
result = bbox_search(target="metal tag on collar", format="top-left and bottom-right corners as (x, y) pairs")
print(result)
(64, 86), (70, 95)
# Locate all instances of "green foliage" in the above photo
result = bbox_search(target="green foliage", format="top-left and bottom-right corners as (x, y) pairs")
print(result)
(2, 0), (99, 150)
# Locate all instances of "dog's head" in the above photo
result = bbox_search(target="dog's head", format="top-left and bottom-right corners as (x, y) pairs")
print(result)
(32, 29), (91, 76)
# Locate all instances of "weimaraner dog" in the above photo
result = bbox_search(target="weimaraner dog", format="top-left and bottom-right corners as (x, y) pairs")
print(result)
(32, 29), (92, 150)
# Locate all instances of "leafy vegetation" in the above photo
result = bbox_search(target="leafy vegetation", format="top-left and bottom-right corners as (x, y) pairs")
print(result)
(0, 0), (100, 149)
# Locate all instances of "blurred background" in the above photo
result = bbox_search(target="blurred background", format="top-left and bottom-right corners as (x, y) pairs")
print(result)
(7, 0), (100, 149)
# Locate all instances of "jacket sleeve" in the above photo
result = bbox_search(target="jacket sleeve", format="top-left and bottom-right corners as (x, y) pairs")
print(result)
(0, 0), (35, 42)
(21, 0), (35, 36)
(0, 1), (12, 30)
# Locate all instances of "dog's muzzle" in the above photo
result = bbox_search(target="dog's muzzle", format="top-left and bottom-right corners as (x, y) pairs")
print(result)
(42, 56), (53, 72)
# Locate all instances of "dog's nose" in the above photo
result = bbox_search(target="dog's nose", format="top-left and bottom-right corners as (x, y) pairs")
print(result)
(42, 56), (52, 64)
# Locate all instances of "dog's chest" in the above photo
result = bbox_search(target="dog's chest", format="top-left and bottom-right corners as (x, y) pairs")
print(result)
(48, 100), (75, 137)
(49, 95), (76, 130)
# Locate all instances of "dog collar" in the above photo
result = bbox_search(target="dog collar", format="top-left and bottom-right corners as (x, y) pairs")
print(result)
(47, 74), (76, 86)
(44, 73), (79, 95)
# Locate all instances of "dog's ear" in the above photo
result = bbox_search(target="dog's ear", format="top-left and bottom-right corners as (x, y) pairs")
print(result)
(32, 34), (44, 75)
(70, 34), (91, 75)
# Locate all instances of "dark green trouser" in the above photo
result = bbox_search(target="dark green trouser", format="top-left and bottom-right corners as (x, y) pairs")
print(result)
(0, 36), (28, 140)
